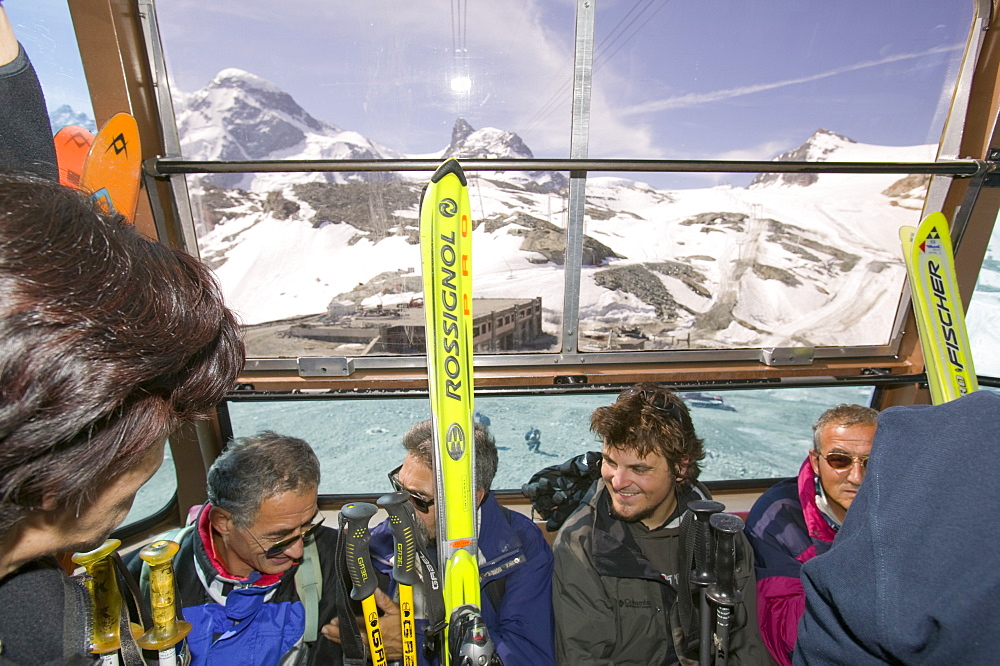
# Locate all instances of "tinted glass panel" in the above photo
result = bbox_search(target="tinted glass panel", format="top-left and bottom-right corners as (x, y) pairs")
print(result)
(122, 444), (178, 527)
(225, 385), (874, 494)
(6, 2), (96, 133)
(152, 0), (976, 359)
(968, 211), (1000, 377)
(577, 171), (926, 351)
(590, 1), (969, 166)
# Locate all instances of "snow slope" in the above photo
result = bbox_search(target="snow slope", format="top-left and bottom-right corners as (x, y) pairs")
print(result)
(181, 69), (945, 351)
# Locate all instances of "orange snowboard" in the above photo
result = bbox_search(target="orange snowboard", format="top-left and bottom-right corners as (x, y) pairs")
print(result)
(53, 125), (94, 189)
(80, 113), (142, 222)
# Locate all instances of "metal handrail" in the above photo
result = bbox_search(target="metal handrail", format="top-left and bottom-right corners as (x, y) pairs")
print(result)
(146, 156), (991, 177)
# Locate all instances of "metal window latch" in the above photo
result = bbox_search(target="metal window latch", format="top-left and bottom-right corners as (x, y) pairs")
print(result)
(298, 357), (354, 377)
(758, 347), (814, 366)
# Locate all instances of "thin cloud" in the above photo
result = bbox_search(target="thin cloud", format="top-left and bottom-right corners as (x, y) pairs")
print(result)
(620, 44), (963, 116)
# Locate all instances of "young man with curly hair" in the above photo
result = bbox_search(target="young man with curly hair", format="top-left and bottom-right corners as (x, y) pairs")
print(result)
(552, 384), (771, 665)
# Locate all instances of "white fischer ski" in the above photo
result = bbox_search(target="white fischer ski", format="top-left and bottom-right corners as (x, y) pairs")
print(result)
(900, 212), (978, 404)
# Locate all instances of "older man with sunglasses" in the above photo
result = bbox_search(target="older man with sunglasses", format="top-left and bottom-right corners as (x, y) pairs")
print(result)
(128, 431), (346, 665)
(743, 404), (877, 666)
(327, 419), (555, 665)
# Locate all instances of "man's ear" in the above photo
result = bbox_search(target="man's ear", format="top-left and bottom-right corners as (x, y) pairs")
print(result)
(808, 449), (821, 476)
(209, 506), (233, 536)
(475, 488), (487, 507)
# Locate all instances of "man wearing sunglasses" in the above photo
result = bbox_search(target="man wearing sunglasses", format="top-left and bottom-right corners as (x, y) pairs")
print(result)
(552, 384), (770, 665)
(743, 403), (877, 666)
(128, 431), (346, 665)
(327, 419), (555, 665)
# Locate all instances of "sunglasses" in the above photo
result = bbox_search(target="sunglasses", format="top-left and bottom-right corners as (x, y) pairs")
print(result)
(246, 514), (325, 557)
(388, 464), (435, 514)
(819, 452), (869, 470)
(618, 386), (684, 423)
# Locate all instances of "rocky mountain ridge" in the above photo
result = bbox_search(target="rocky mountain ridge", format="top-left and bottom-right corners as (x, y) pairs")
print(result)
(181, 68), (929, 351)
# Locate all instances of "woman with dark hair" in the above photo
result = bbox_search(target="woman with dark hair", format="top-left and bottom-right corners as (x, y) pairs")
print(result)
(0, 172), (245, 663)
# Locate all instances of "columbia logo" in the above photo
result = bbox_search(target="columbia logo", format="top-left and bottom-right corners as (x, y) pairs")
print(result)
(620, 599), (651, 609)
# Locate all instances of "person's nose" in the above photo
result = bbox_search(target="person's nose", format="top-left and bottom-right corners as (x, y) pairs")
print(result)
(847, 459), (866, 485)
(611, 467), (633, 490)
(281, 534), (306, 560)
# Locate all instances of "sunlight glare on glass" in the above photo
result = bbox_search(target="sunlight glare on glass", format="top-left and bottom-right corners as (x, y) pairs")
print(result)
(450, 76), (472, 93)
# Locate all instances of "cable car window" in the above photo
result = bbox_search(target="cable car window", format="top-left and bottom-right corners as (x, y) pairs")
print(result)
(190, 170), (566, 357)
(223, 385), (874, 495)
(147, 0), (979, 363)
(6, 4), (96, 136)
(968, 211), (1000, 378)
(577, 1), (972, 352)
(153, 2), (573, 358)
(121, 442), (178, 528)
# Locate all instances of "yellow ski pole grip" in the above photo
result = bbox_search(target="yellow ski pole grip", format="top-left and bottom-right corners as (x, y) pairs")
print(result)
(137, 539), (192, 656)
(72, 539), (124, 655)
(342, 502), (387, 666)
(378, 491), (420, 666)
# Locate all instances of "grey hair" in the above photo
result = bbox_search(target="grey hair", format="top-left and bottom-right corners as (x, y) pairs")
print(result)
(207, 431), (320, 529)
(401, 419), (498, 492)
(812, 404), (879, 451)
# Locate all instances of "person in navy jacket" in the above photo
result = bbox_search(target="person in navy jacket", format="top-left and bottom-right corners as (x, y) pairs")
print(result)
(326, 419), (555, 665)
(795, 391), (1000, 664)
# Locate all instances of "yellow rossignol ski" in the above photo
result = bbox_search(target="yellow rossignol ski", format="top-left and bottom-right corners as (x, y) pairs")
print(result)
(900, 212), (978, 404)
(420, 160), (499, 665)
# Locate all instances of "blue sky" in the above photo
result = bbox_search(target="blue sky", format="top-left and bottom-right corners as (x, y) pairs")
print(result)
(12, 1), (973, 174)
(5, 1), (92, 117)
(151, 0), (971, 163)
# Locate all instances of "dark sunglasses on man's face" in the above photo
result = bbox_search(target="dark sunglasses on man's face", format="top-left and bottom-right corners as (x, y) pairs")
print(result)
(820, 452), (869, 470)
(248, 515), (325, 557)
(388, 464), (435, 514)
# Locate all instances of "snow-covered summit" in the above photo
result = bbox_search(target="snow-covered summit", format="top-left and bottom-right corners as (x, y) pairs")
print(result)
(442, 117), (567, 193)
(445, 117), (534, 160)
(176, 69), (400, 189)
(751, 129), (857, 188)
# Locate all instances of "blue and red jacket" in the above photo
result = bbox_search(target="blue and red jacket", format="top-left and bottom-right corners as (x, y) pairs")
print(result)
(743, 459), (836, 666)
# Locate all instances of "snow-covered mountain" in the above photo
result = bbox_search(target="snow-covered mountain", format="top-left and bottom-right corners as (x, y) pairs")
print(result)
(48, 104), (96, 134)
(179, 69), (938, 352)
(176, 68), (402, 190)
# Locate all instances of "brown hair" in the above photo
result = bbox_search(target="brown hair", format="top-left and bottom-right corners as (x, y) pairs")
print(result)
(591, 383), (705, 488)
(401, 419), (498, 492)
(0, 173), (244, 537)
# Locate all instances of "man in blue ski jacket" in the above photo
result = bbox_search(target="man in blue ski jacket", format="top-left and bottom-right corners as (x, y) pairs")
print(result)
(326, 419), (555, 665)
(794, 391), (1000, 664)
(128, 431), (345, 666)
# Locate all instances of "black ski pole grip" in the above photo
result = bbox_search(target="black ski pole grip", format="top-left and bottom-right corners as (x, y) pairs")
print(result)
(377, 491), (420, 587)
(342, 502), (380, 601)
(706, 513), (744, 608)
(688, 500), (725, 587)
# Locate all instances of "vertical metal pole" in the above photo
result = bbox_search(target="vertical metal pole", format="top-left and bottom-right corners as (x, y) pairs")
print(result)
(136, 0), (201, 257)
(560, 0), (596, 355)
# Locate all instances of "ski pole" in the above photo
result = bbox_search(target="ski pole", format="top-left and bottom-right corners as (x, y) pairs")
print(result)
(72, 539), (126, 665)
(137, 540), (192, 666)
(688, 500), (725, 666)
(706, 513), (745, 666)
(377, 491), (420, 666)
(341, 502), (388, 666)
